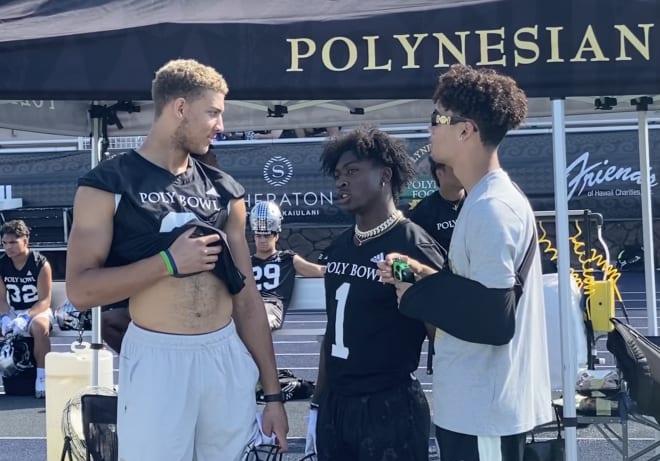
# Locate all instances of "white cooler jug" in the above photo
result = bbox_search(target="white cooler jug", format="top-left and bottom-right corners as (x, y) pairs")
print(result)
(45, 342), (114, 461)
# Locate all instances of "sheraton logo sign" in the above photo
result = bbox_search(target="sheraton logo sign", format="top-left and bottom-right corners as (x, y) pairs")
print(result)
(263, 156), (294, 187)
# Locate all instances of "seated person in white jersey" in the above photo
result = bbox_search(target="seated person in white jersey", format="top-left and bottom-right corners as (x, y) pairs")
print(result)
(0, 219), (53, 399)
(250, 201), (325, 330)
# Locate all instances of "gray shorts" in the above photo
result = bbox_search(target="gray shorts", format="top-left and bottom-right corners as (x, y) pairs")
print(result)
(117, 320), (259, 461)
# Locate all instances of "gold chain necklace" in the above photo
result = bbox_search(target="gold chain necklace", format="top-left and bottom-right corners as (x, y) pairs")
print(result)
(442, 193), (465, 211)
(354, 210), (404, 244)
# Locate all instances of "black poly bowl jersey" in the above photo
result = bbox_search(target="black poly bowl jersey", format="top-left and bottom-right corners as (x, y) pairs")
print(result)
(319, 219), (446, 395)
(77, 151), (244, 268)
(252, 250), (296, 310)
(0, 250), (47, 311)
(407, 190), (462, 252)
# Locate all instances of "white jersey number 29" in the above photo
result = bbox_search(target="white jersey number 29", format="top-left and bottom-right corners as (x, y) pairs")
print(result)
(331, 283), (350, 359)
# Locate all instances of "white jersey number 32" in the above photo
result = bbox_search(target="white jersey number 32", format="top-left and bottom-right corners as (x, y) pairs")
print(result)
(5, 283), (38, 306)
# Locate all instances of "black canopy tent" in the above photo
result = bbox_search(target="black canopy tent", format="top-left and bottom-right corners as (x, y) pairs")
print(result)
(1, 1), (659, 458)
(0, 0), (657, 99)
(0, 0), (658, 135)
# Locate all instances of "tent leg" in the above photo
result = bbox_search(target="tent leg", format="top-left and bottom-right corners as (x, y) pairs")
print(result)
(636, 106), (657, 336)
(90, 117), (103, 387)
(551, 98), (579, 461)
(636, 100), (659, 457)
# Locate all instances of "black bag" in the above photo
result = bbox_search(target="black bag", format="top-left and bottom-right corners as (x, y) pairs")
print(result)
(607, 318), (660, 423)
(524, 435), (564, 461)
(81, 394), (118, 461)
(615, 245), (644, 271)
(2, 337), (37, 396)
(60, 394), (118, 461)
(524, 409), (564, 461)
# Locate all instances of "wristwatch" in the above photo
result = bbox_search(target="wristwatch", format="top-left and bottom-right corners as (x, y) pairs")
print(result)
(262, 392), (285, 403)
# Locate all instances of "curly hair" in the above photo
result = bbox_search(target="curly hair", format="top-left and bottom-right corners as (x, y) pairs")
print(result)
(152, 59), (229, 118)
(320, 126), (416, 199)
(1, 219), (30, 238)
(432, 64), (527, 147)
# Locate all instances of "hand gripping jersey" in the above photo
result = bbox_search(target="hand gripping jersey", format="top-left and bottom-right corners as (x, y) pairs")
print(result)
(251, 250), (296, 310)
(0, 251), (46, 311)
(319, 220), (446, 395)
(407, 190), (462, 252)
(78, 150), (245, 275)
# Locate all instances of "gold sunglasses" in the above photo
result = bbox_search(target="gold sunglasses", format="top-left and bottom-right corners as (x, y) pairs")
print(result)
(431, 109), (476, 129)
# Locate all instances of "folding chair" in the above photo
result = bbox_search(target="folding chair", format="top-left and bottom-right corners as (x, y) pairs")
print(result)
(606, 318), (660, 460)
(81, 394), (118, 461)
(607, 318), (660, 424)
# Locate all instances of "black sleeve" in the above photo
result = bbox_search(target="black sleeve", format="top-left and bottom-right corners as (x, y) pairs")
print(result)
(33, 251), (48, 275)
(78, 151), (140, 193)
(413, 241), (446, 272)
(77, 158), (122, 193)
(399, 270), (517, 346)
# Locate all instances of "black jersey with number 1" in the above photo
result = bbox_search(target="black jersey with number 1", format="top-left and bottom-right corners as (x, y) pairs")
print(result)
(251, 250), (296, 311)
(320, 219), (446, 395)
(0, 250), (47, 311)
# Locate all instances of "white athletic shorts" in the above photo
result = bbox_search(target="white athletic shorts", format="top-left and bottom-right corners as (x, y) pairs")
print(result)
(8, 308), (53, 336)
(117, 320), (260, 461)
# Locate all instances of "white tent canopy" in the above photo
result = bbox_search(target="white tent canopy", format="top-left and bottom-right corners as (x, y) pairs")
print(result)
(1, 96), (658, 137)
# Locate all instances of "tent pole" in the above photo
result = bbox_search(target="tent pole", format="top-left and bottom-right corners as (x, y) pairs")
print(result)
(636, 103), (657, 336)
(551, 98), (578, 461)
(90, 116), (102, 387)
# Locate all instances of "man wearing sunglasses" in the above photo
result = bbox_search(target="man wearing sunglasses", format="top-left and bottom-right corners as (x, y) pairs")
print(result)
(379, 65), (551, 461)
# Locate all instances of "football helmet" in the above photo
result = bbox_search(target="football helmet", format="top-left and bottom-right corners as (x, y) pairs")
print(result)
(243, 444), (282, 461)
(0, 335), (34, 377)
(55, 300), (92, 331)
(298, 454), (317, 461)
(250, 201), (283, 234)
(0, 338), (15, 375)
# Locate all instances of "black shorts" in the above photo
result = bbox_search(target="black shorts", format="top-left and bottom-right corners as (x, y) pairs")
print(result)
(316, 378), (430, 461)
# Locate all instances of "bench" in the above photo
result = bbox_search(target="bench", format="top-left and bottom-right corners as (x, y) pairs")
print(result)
(287, 277), (325, 313)
(274, 277), (326, 337)
(50, 278), (326, 337)
(51, 278), (325, 313)
(1, 207), (71, 245)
